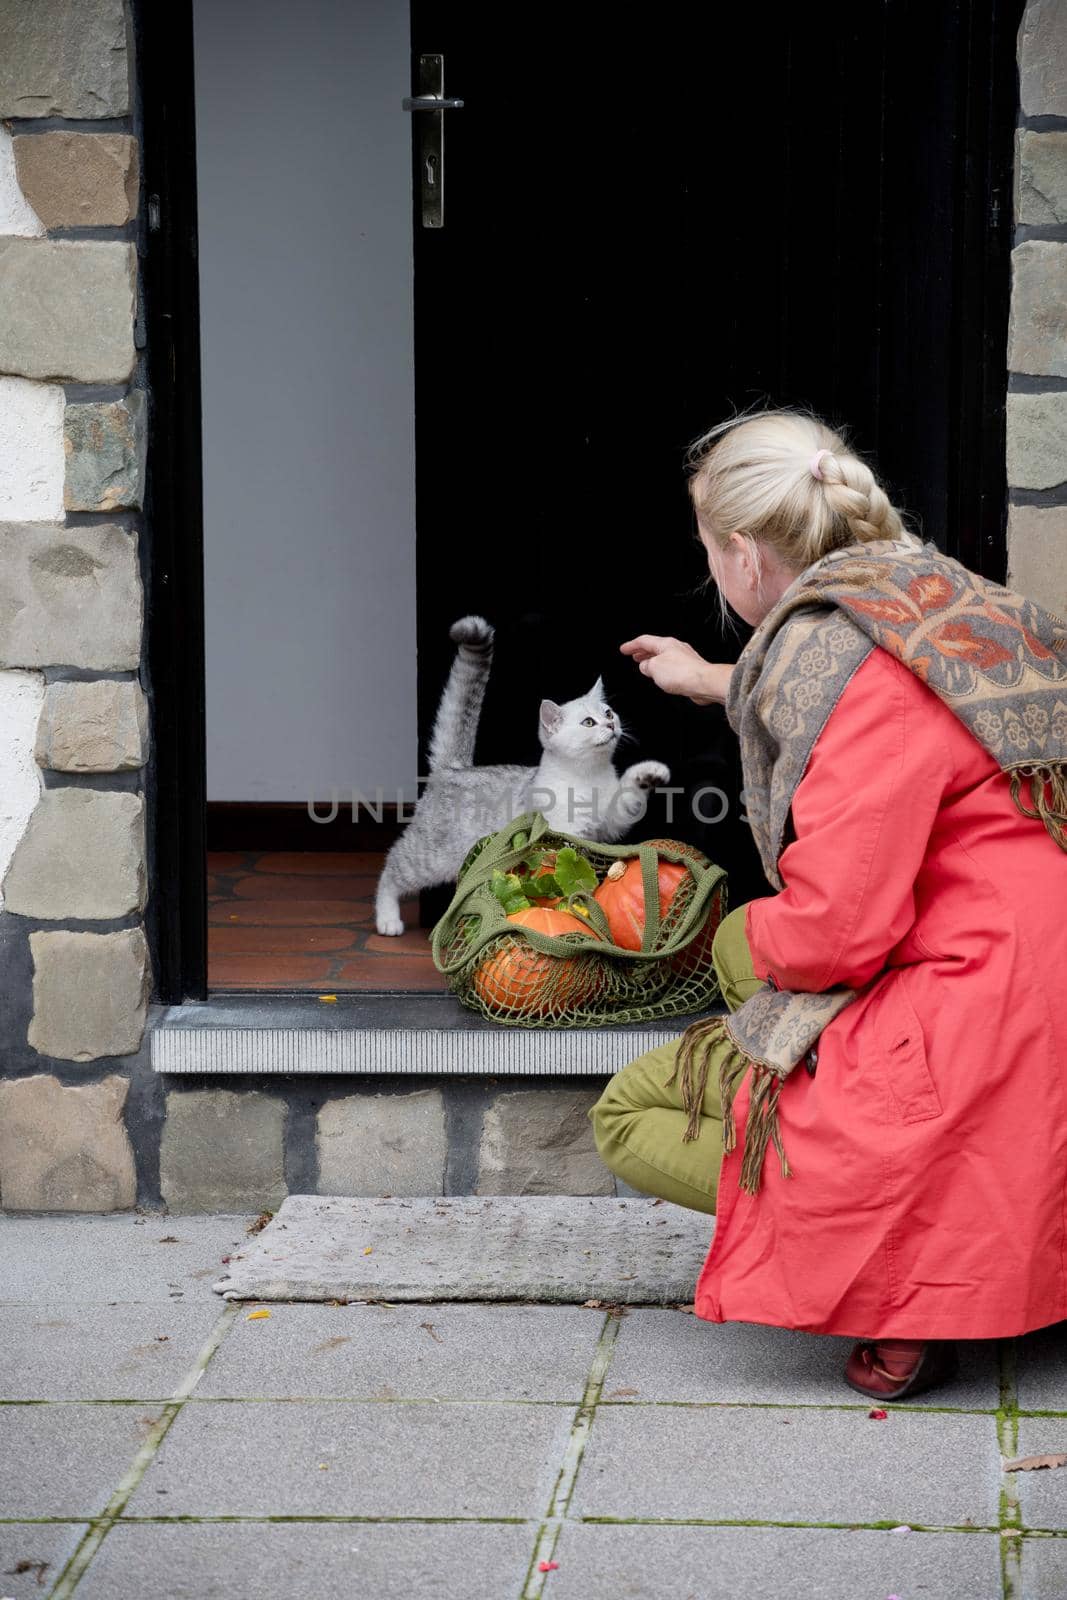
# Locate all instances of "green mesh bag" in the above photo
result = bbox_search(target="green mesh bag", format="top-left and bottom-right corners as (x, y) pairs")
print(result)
(430, 810), (728, 1027)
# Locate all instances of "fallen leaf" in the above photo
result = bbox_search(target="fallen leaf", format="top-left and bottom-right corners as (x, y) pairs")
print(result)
(157, 1236), (179, 1244)
(246, 1308), (271, 1321)
(7, 1558), (49, 1585)
(246, 1211), (274, 1235)
(363, 1246), (374, 1255)
(1003, 1453), (1067, 1472)
(311, 1336), (352, 1353)
(673, 1303), (696, 1314)
(420, 1322), (444, 1344)
(868, 1408), (888, 1420)
(651, 1197), (665, 1205)
(155, 1335), (170, 1342)
(607, 1388), (640, 1398)
(319, 994), (338, 1003)
(220, 1256), (231, 1264)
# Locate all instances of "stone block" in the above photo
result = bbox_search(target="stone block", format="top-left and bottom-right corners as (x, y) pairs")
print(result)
(1017, 128), (1067, 226)
(0, 0), (130, 119)
(123, 1399), (570, 1518)
(476, 1089), (614, 1196)
(74, 1525), (534, 1600)
(0, 668), (44, 913)
(0, 125), (44, 235)
(28, 927), (150, 1060)
(0, 239), (135, 382)
(3, 788), (146, 920)
(0, 375), (63, 521)
(1, 1302), (222, 1399)
(0, 1073), (136, 1212)
(1009, 241), (1067, 377)
(1020, 0), (1067, 118)
(13, 132), (138, 229)
(160, 1089), (287, 1214)
(0, 522), (141, 670)
(1006, 391), (1067, 490)
(0, 1404), (142, 1516)
(316, 1089), (447, 1196)
(35, 678), (148, 771)
(0, 1214), (250, 1303)
(1008, 504), (1067, 620)
(64, 390), (145, 511)
(198, 1302), (600, 1400)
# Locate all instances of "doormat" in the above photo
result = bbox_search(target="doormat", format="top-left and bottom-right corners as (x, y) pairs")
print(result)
(213, 1194), (715, 1305)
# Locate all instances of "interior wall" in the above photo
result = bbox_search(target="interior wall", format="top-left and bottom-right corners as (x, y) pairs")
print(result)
(194, 0), (417, 802)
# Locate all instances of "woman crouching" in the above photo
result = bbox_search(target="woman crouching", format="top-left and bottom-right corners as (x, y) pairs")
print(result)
(590, 407), (1067, 1401)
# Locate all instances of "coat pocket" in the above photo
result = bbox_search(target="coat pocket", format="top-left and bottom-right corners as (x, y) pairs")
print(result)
(876, 975), (943, 1124)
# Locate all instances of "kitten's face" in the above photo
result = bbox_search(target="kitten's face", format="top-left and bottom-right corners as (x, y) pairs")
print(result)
(538, 677), (620, 761)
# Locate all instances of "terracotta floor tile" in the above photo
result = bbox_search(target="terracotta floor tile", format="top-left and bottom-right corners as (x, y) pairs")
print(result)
(206, 851), (249, 873)
(231, 873), (378, 901)
(364, 931), (436, 957)
(210, 899), (374, 927)
(334, 955), (448, 991)
(209, 953), (337, 987)
(251, 851), (388, 876)
(208, 925), (359, 955)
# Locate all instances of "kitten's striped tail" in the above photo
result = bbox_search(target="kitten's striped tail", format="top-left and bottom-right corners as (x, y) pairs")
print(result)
(427, 615), (495, 773)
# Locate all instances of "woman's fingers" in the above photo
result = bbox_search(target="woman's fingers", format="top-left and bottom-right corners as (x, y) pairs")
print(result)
(620, 634), (674, 660)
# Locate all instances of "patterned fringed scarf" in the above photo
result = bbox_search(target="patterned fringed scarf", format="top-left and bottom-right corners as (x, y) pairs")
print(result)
(667, 537), (1067, 1195)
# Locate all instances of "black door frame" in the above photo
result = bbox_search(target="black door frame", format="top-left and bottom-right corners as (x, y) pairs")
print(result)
(140, 0), (1022, 1005)
(136, 0), (208, 1003)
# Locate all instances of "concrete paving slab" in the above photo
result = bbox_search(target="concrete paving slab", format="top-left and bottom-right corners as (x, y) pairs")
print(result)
(0, 1302), (223, 1399)
(1016, 1320), (1067, 1412)
(603, 1310), (1000, 1410)
(570, 1406), (1002, 1527)
(1008, 1417), (1067, 1530)
(0, 1214), (252, 1303)
(124, 1400), (573, 1518)
(76, 1521), (536, 1600)
(550, 1523), (1003, 1600)
(0, 1521), (89, 1600)
(213, 1195), (713, 1303)
(197, 1302), (602, 1400)
(0, 1404), (151, 1517)
(1020, 1536), (1067, 1597)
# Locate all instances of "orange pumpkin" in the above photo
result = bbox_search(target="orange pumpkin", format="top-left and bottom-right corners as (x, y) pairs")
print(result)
(472, 905), (602, 1016)
(594, 855), (686, 950)
(593, 839), (721, 976)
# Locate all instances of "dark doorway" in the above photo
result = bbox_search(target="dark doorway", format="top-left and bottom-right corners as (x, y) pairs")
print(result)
(410, 0), (1022, 916)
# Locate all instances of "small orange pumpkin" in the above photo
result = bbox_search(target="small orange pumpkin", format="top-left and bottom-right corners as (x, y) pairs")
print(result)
(473, 905), (601, 1016)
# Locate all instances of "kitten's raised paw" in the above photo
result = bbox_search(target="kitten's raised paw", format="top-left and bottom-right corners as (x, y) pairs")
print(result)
(375, 912), (406, 937)
(627, 760), (671, 791)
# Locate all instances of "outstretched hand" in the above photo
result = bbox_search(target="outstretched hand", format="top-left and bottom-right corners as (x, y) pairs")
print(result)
(619, 635), (734, 706)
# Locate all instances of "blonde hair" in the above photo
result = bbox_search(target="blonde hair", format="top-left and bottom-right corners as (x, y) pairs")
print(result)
(686, 406), (919, 583)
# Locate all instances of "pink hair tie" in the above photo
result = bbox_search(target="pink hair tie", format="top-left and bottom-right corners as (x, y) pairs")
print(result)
(809, 448), (832, 480)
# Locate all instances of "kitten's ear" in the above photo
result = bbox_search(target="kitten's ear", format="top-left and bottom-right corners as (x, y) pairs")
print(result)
(539, 699), (563, 735)
(589, 676), (606, 701)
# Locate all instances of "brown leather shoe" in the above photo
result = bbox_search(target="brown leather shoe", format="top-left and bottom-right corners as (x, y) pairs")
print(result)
(844, 1338), (959, 1401)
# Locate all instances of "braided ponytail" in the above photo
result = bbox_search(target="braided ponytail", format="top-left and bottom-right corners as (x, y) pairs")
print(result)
(686, 406), (919, 575)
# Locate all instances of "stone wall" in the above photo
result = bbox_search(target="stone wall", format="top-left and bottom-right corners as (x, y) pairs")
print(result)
(0, 0), (1064, 1215)
(1007, 1), (1067, 617)
(0, 0), (149, 1210)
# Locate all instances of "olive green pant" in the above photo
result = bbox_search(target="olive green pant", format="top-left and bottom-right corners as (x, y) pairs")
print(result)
(587, 904), (760, 1215)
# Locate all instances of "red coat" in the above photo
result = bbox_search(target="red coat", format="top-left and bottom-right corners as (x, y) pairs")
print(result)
(695, 645), (1067, 1339)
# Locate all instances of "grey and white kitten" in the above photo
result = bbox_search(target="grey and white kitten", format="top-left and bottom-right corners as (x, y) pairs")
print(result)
(375, 616), (670, 935)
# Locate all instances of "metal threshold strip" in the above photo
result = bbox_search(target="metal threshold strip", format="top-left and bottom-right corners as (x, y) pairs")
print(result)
(149, 993), (723, 1076)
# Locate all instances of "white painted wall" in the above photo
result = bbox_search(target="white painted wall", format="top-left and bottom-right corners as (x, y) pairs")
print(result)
(193, 0), (418, 801)
(0, 126), (42, 236)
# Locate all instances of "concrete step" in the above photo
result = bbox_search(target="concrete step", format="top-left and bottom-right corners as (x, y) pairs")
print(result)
(214, 1194), (715, 1305)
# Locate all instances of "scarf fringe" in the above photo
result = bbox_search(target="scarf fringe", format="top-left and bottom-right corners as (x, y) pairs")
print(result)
(663, 1016), (792, 1196)
(1009, 763), (1067, 852)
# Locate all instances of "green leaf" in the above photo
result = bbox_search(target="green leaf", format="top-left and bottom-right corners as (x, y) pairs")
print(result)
(552, 847), (598, 897)
(489, 869), (532, 915)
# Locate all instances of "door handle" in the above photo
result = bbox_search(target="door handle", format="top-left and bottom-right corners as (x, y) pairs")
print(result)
(402, 96), (464, 111)
(404, 54), (462, 229)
